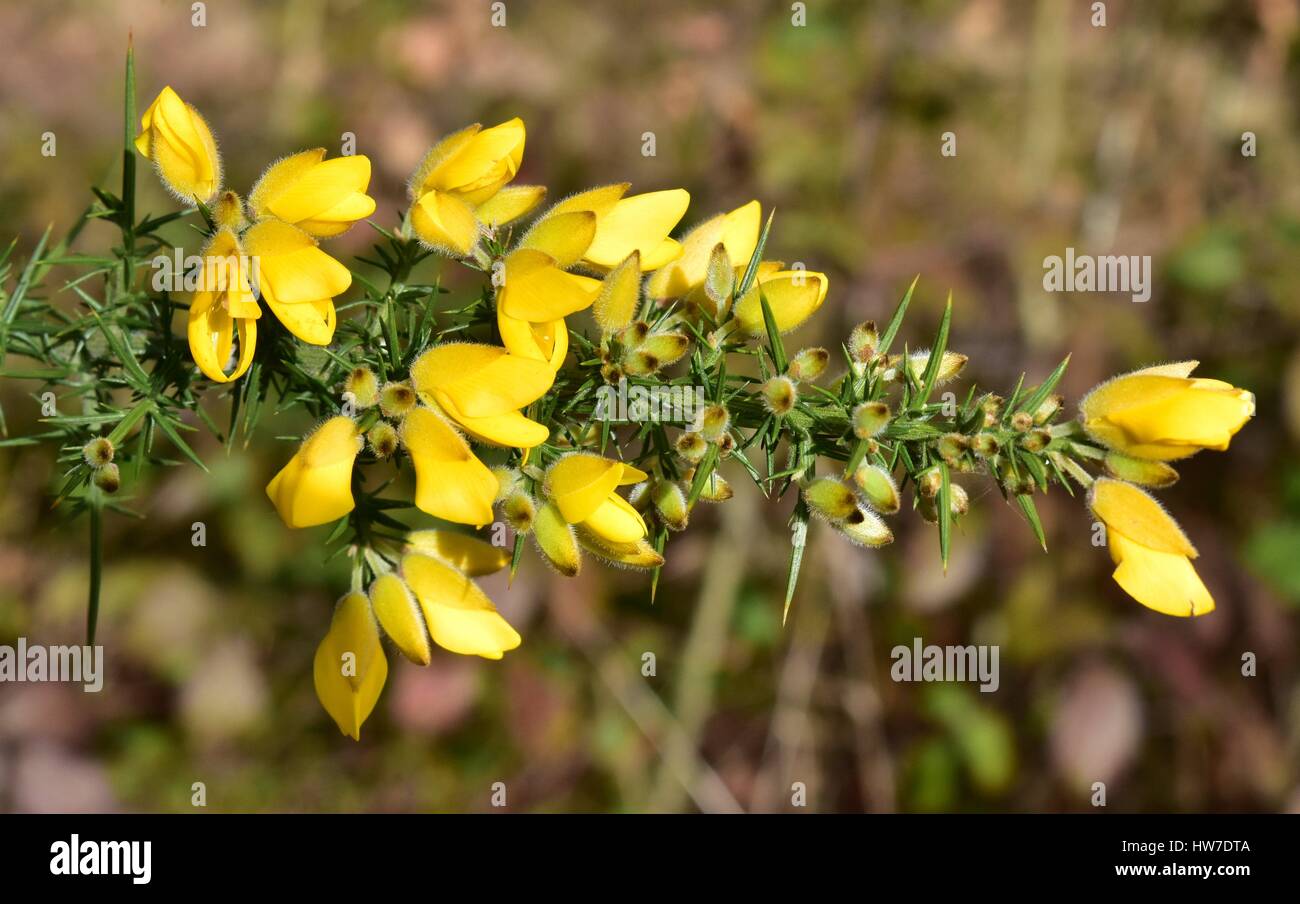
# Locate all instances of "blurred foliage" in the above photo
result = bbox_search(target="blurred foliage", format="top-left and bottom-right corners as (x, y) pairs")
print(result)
(1, 0), (1299, 813)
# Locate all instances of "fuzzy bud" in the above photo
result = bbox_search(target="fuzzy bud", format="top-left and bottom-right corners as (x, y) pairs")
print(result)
(620, 320), (651, 350)
(695, 404), (731, 443)
(491, 466), (522, 501)
(980, 393), (1004, 426)
(787, 347), (829, 382)
(949, 483), (969, 516)
(1021, 428), (1051, 452)
(971, 432), (1000, 457)
(937, 432), (968, 464)
(652, 480), (689, 531)
(917, 467), (943, 499)
(1010, 411), (1034, 433)
(82, 437), (115, 468)
(1033, 393), (1064, 425)
(852, 401), (890, 440)
(852, 464), (901, 514)
(834, 506), (894, 548)
(367, 422), (398, 458)
(688, 469), (733, 502)
(638, 332), (689, 368)
(532, 501), (579, 576)
(379, 381), (417, 419)
(703, 243), (735, 318)
(906, 350), (968, 386)
(761, 375), (797, 416)
(93, 462), (121, 494)
(675, 431), (708, 463)
(345, 366), (379, 409)
(716, 432), (736, 459)
(1103, 451), (1179, 488)
(804, 477), (859, 521)
(504, 491), (537, 534)
(848, 321), (879, 363)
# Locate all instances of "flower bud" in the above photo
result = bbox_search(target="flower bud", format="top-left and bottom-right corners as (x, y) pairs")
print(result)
(1010, 411), (1034, 433)
(675, 431), (708, 463)
(623, 350), (662, 377)
(93, 462), (121, 494)
(716, 432), (736, 459)
(848, 321), (879, 363)
(369, 573), (431, 666)
(504, 491), (537, 534)
(367, 422), (398, 459)
(688, 469), (733, 502)
(575, 527), (665, 570)
(906, 350), (968, 385)
(600, 362), (625, 384)
(949, 483), (969, 516)
(491, 466), (522, 501)
(345, 366), (379, 409)
(1033, 393), (1064, 425)
(619, 320), (650, 350)
(804, 477), (859, 521)
(379, 381), (417, 419)
(1021, 428), (1051, 452)
(761, 375), (797, 416)
(917, 467), (943, 498)
(82, 437), (115, 468)
(1103, 451), (1179, 488)
(532, 501), (580, 576)
(787, 347), (829, 382)
(937, 432), (968, 464)
(652, 480), (689, 531)
(980, 393), (1004, 426)
(971, 432), (1000, 457)
(703, 243), (735, 318)
(852, 464), (900, 514)
(695, 404), (731, 443)
(852, 401), (890, 440)
(834, 506), (894, 548)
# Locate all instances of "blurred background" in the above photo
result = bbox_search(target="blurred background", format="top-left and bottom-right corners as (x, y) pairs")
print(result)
(2, 0), (1299, 813)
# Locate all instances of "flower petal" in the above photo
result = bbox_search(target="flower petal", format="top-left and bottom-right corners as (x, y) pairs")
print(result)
(581, 493), (648, 544)
(265, 417), (361, 528)
(313, 591), (387, 739)
(547, 453), (624, 523)
(410, 189), (480, 256)
(402, 553), (522, 659)
(410, 342), (555, 418)
(400, 407), (499, 526)
(369, 573), (432, 666)
(1089, 478), (1197, 557)
(406, 530), (510, 576)
(584, 189), (690, 270)
(1109, 532), (1215, 617)
(498, 249), (601, 321)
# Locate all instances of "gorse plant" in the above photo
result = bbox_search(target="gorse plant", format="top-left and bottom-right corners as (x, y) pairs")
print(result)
(0, 49), (1255, 739)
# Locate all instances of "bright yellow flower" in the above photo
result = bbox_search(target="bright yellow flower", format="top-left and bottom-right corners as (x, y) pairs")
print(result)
(265, 416), (363, 528)
(646, 200), (761, 300)
(399, 407), (500, 526)
(410, 342), (556, 447)
(243, 219), (352, 345)
(536, 184), (690, 271)
(313, 591), (387, 740)
(408, 118), (545, 255)
(135, 86), (221, 203)
(733, 268), (829, 335)
(1080, 361), (1254, 461)
(248, 148), (376, 238)
(496, 248), (602, 323)
(402, 549), (521, 659)
(1089, 478), (1214, 617)
(545, 453), (649, 545)
(186, 228), (259, 383)
(497, 309), (569, 370)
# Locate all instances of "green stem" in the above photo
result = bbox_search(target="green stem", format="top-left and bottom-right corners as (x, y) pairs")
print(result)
(86, 495), (103, 645)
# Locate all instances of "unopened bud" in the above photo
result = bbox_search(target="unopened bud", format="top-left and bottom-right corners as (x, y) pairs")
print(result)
(1104, 451), (1179, 488)
(848, 321), (879, 363)
(601, 362), (625, 384)
(620, 320), (650, 350)
(852, 401), (890, 439)
(852, 464), (900, 514)
(82, 437), (115, 468)
(907, 350), (968, 385)
(980, 393), (1004, 426)
(971, 433), (1000, 457)
(675, 431), (707, 463)
(380, 381), (417, 419)
(937, 432), (968, 463)
(652, 480), (689, 531)
(532, 502), (579, 576)
(639, 332), (689, 368)
(949, 483), (969, 516)
(1010, 411), (1034, 433)
(1033, 393), (1064, 425)
(716, 432), (735, 458)
(787, 347), (829, 382)
(834, 506), (894, 548)
(93, 462), (121, 494)
(761, 375), (797, 415)
(504, 491), (537, 534)
(1021, 428), (1051, 452)
(695, 404), (731, 442)
(917, 467), (943, 498)
(689, 468), (733, 502)
(624, 350), (662, 376)
(704, 243), (735, 318)
(367, 422), (398, 458)
(491, 466), (522, 501)
(345, 366), (379, 409)
(804, 477), (859, 521)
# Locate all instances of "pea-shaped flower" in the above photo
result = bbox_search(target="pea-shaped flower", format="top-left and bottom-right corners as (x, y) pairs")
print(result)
(545, 453), (649, 545)
(265, 416), (363, 528)
(134, 85), (221, 203)
(313, 591), (387, 740)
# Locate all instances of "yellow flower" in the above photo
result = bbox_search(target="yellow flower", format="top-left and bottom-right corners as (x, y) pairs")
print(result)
(247, 148), (376, 238)
(545, 453), (649, 545)
(1089, 478), (1214, 617)
(402, 549), (521, 659)
(135, 86), (221, 203)
(534, 184), (690, 271)
(265, 416), (362, 528)
(646, 200), (761, 300)
(410, 342), (556, 447)
(243, 219), (352, 346)
(496, 248), (603, 323)
(497, 309), (569, 371)
(399, 407), (500, 527)
(408, 118), (545, 255)
(313, 591), (387, 740)
(1080, 361), (1254, 460)
(733, 268), (829, 335)
(186, 228), (259, 383)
